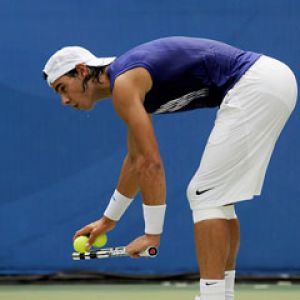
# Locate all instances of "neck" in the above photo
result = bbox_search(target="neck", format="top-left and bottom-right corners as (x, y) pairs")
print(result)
(93, 68), (112, 101)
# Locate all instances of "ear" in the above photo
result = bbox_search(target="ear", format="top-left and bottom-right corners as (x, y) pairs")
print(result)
(75, 64), (89, 77)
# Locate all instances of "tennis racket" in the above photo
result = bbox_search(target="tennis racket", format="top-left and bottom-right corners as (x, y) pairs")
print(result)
(72, 246), (158, 260)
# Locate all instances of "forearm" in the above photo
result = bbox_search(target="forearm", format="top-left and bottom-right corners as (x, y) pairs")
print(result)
(136, 156), (166, 206)
(117, 153), (166, 205)
(116, 154), (139, 198)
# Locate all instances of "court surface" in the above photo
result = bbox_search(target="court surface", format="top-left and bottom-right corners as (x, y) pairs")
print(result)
(1, 282), (299, 300)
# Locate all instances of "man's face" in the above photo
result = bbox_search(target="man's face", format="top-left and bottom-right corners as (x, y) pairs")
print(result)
(52, 74), (95, 111)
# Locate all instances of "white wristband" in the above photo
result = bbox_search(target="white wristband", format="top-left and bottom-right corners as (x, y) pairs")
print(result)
(104, 190), (134, 221)
(143, 204), (167, 235)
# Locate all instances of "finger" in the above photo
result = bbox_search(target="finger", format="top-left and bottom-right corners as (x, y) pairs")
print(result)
(73, 225), (93, 240)
(126, 246), (143, 259)
(128, 250), (142, 259)
(126, 248), (139, 258)
(87, 228), (101, 248)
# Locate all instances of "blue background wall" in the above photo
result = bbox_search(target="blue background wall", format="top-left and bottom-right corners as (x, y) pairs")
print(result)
(0, 0), (299, 276)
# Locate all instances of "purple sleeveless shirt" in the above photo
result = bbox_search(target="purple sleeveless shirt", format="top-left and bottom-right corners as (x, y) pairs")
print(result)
(107, 37), (261, 114)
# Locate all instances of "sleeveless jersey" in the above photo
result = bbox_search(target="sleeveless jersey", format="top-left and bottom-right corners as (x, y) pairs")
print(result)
(107, 37), (261, 114)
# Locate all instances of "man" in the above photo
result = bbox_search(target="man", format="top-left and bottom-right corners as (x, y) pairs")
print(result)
(43, 37), (297, 300)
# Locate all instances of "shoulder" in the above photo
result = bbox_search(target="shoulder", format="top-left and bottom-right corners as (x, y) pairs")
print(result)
(108, 48), (156, 92)
(108, 38), (177, 90)
(111, 68), (153, 126)
(112, 67), (152, 100)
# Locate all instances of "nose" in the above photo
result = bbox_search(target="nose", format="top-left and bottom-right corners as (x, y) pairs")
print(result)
(61, 95), (71, 106)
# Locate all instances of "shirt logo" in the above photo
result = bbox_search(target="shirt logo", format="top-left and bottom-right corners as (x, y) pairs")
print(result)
(154, 88), (209, 114)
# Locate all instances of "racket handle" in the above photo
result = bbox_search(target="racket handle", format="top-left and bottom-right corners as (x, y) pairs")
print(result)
(138, 246), (158, 257)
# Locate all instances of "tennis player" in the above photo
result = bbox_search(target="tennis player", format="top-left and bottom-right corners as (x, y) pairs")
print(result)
(43, 37), (297, 300)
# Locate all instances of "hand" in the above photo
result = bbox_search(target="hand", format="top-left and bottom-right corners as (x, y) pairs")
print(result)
(126, 234), (160, 258)
(73, 216), (116, 249)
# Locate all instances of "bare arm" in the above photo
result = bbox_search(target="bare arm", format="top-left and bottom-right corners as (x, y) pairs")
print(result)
(116, 129), (140, 198)
(112, 68), (166, 207)
(112, 68), (166, 256)
(74, 68), (166, 252)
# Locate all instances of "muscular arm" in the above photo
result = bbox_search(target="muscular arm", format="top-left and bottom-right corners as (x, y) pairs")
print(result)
(113, 68), (166, 206)
(116, 129), (140, 198)
(74, 68), (165, 251)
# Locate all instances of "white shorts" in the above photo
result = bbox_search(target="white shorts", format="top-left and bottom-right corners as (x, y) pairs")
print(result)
(187, 56), (297, 210)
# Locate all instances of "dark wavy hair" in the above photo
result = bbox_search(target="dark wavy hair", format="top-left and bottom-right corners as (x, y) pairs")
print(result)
(43, 66), (106, 92)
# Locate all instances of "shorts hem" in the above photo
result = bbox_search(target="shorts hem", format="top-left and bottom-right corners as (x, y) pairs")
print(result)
(189, 194), (258, 210)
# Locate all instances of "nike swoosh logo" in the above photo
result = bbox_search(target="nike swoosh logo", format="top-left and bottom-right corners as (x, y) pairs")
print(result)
(196, 188), (213, 195)
(205, 282), (218, 286)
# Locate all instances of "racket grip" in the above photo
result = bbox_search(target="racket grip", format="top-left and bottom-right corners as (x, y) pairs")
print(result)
(139, 246), (158, 257)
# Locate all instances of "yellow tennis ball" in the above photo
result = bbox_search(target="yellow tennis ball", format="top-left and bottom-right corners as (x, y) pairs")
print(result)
(93, 234), (107, 248)
(73, 236), (89, 253)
